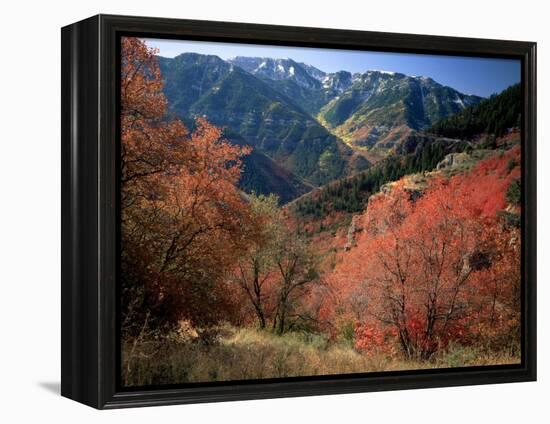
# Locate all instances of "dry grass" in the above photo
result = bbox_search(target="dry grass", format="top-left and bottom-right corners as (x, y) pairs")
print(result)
(122, 326), (520, 387)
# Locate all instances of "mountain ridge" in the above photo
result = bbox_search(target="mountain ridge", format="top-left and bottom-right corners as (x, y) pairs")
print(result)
(159, 53), (356, 189)
(157, 52), (486, 204)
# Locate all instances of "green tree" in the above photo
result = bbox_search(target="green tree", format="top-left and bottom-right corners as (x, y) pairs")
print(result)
(273, 231), (320, 335)
(232, 194), (283, 329)
(506, 179), (521, 205)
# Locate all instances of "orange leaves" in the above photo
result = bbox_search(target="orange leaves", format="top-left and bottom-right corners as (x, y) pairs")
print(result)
(444, 145), (520, 220)
(121, 37), (166, 121)
(120, 38), (255, 332)
(355, 323), (397, 356)
(325, 148), (521, 359)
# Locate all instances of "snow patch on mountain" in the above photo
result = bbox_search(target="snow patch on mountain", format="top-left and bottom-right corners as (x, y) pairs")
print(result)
(373, 70), (396, 75)
(453, 95), (466, 108)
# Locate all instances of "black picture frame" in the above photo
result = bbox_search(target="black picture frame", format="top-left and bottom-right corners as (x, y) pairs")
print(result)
(61, 14), (537, 409)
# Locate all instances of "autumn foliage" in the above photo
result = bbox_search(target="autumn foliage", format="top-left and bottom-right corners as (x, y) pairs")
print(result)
(324, 147), (521, 359)
(121, 38), (254, 337)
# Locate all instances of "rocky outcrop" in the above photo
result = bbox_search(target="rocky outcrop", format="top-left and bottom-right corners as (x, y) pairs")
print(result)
(436, 152), (471, 170)
(344, 215), (363, 251)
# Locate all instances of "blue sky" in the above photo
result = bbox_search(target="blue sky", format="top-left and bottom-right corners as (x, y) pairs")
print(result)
(144, 38), (520, 98)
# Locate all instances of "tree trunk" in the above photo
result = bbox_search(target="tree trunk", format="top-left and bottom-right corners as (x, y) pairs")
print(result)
(253, 260), (266, 329)
(256, 306), (266, 329)
(277, 310), (286, 335)
(276, 294), (287, 335)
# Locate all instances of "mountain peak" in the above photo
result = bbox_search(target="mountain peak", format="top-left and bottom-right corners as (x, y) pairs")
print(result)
(228, 56), (321, 90)
(369, 69), (396, 75)
(298, 62), (327, 81)
(322, 71), (353, 93)
(172, 52), (224, 62)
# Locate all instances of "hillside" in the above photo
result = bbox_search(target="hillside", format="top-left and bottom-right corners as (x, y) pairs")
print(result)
(240, 148), (313, 204)
(290, 135), (468, 221)
(317, 72), (482, 149)
(429, 83), (521, 139)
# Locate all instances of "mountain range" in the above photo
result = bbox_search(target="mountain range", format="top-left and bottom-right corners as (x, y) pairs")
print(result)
(158, 53), (484, 203)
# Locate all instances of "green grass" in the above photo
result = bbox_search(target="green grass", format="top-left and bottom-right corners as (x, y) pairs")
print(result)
(121, 326), (520, 387)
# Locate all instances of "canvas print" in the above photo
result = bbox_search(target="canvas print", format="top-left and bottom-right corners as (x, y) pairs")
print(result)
(120, 36), (522, 387)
